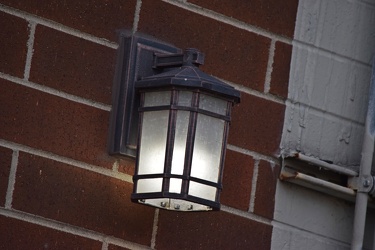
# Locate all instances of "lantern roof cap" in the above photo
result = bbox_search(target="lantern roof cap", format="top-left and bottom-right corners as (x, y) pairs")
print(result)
(136, 49), (240, 103)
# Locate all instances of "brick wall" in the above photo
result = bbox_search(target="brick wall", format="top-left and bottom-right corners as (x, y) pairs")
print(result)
(0, 1), (297, 249)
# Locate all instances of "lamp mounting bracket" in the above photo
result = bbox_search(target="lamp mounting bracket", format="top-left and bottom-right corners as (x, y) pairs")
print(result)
(153, 48), (205, 69)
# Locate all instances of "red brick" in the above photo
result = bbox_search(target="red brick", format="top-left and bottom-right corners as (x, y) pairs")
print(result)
(0, 215), (101, 249)
(0, 0), (136, 41)
(0, 79), (125, 169)
(138, 1), (270, 91)
(0, 147), (13, 206)
(156, 210), (272, 249)
(254, 161), (280, 219)
(13, 153), (155, 245)
(30, 26), (116, 104)
(228, 93), (285, 156)
(189, 0), (299, 38)
(221, 150), (254, 211)
(117, 157), (136, 175)
(270, 42), (292, 99)
(0, 11), (28, 78)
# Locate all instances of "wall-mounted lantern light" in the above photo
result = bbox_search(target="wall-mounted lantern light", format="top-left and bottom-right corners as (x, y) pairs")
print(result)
(109, 33), (240, 211)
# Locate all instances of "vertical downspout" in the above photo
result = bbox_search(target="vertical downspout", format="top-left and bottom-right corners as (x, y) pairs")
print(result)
(351, 58), (375, 250)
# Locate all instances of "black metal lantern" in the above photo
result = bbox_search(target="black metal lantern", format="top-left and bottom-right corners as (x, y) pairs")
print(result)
(109, 34), (240, 211)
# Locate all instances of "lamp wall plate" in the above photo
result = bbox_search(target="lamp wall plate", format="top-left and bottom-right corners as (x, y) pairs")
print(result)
(108, 33), (181, 157)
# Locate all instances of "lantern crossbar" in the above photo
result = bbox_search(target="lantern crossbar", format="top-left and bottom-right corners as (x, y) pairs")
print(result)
(189, 176), (223, 189)
(138, 105), (231, 121)
(133, 174), (223, 189)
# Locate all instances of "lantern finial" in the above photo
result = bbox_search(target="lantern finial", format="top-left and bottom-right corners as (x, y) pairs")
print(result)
(183, 48), (204, 67)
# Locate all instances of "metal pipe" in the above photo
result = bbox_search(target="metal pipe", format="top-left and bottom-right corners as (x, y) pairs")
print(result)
(352, 192), (370, 250)
(290, 171), (356, 196)
(281, 155), (360, 203)
(296, 153), (358, 177)
(351, 58), (375, 250)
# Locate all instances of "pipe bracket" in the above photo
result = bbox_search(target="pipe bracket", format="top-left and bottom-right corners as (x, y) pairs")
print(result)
(348, 175), (374, 193)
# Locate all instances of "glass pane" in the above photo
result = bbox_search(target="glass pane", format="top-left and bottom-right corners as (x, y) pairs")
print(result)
(178, 91), (193, 107)
(171, 111), (190, 175)
(137, 110), (169, 175)
(136, 178), (162, 193)
(188, 181), (216, 201)
(144, 91), (171, 107)
(191, 114), (225, 183)
(199, 94), (227, 115)
(169, 178), (182, 193)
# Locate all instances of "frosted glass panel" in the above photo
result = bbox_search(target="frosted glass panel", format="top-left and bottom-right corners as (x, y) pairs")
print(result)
(178, 91), (193, 107)
(171, 111), (189, 175)
(137, 178), (162, 193)
(191, 114), (225, 182)
(199, 94), (227, 115)
(138, 111), (169, 175)
(188, 181), (216, 201)
(169, 178), (182, 193)
(144, 91), (171, 107)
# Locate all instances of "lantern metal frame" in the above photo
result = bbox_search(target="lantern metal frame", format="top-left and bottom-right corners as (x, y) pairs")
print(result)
(109, 33), (240, 211)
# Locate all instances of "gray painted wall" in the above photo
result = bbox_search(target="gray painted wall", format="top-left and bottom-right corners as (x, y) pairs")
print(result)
(281, 0), (375, 169)
(273, 0), (375, 249)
